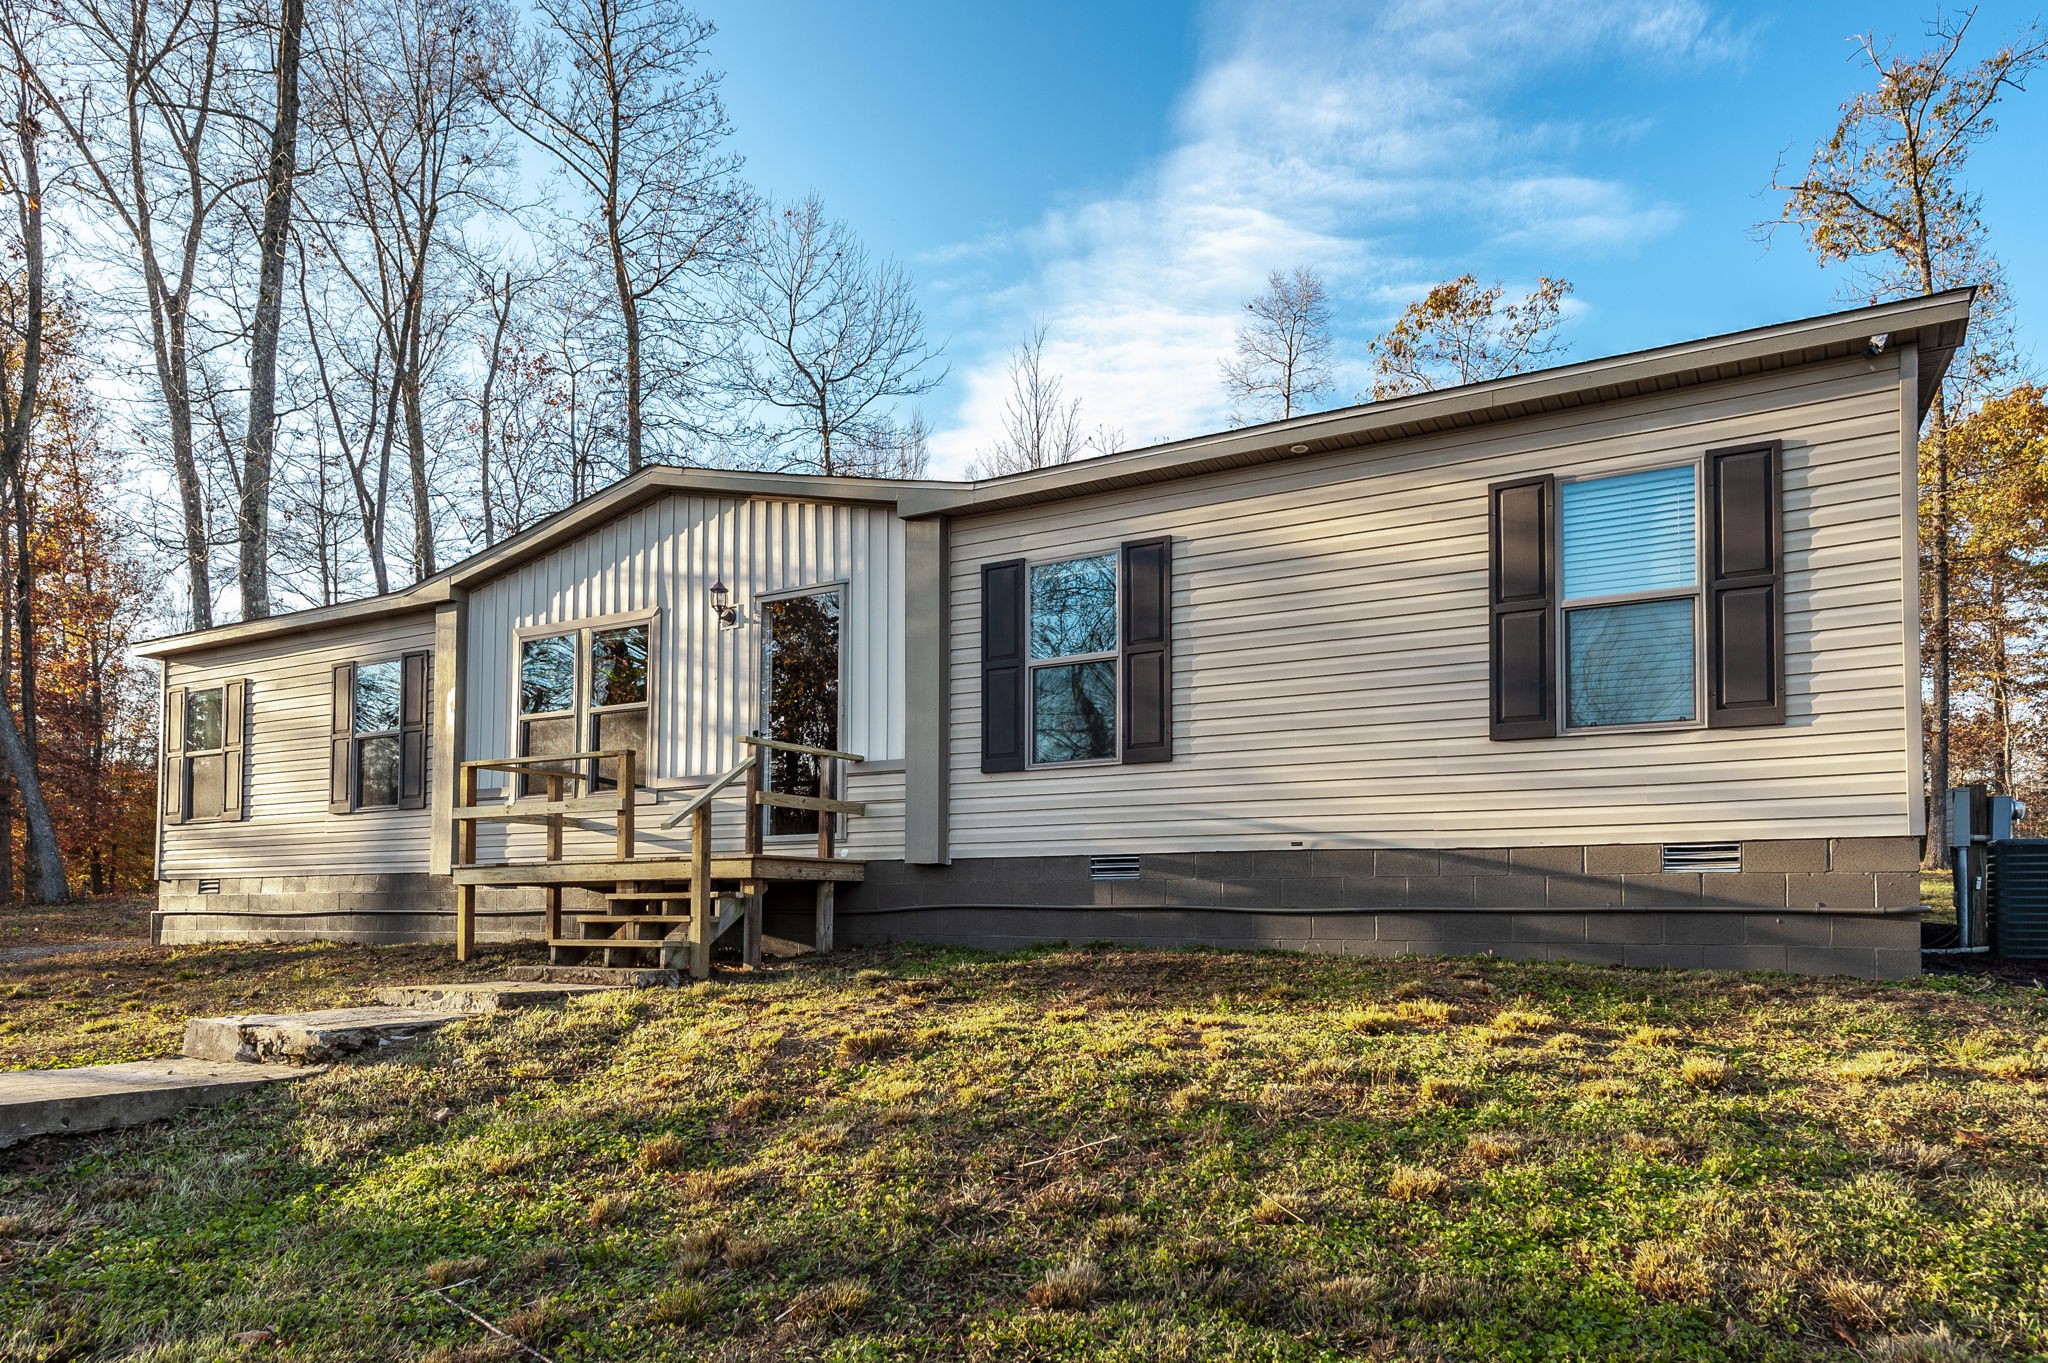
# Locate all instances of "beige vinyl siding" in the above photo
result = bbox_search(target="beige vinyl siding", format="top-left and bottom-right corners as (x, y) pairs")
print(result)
(465, 492), (905, 787)
(160, 611), (438, 877)
(946, 354), (1913, 854)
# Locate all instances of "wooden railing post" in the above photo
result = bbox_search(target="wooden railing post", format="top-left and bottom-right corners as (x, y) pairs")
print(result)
(545, 773), (564, 863)
(456, 763), (478, 868)
(689, 802), (713, 980)
(455, 883), (475, 962)
(616, 749), (637, 861)
(743, 753), (763, 856)
(817, 759), (836, 860)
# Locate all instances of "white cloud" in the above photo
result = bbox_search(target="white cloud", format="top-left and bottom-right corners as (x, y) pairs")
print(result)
(923, 0), (1752, 475)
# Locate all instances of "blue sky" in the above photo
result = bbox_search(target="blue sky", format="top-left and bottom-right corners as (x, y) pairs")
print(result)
(711, 1), (2048, 476)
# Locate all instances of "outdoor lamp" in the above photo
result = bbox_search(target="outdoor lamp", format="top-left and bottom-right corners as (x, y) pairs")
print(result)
(709, 580), (738, 629)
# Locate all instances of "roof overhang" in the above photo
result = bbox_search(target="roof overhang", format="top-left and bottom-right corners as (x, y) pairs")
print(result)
(137, 289), (1971, 661)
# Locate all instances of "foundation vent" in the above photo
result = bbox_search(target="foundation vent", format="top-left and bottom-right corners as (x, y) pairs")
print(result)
(1661, 842), (1741, 874)
(1089, 856), (1142, 882)
(197, 878), (222, 895)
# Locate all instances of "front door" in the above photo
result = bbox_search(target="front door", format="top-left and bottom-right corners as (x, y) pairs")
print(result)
(761, 588), (843, 836)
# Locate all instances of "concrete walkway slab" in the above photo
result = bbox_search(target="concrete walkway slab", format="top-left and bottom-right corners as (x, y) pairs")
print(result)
(372, 981), (616, 1013)
(182, 1006), (467, 1065)
(0, 1058), (319, 1148)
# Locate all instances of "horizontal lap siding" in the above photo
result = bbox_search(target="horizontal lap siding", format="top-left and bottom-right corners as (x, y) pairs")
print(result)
(464, 494), (907, 787)
(945, 357), (1911, 855)
(160, 612), (438, 877)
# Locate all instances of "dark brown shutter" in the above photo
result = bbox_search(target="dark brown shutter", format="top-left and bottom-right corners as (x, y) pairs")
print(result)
(164, 685), (187, 825)
(222, 679), (247, 821)
(330, 662), (356, 814)
(1488, 475), (1556, 739)
(398, 650), (430, 809)
(1120, 536), (1172, 764)
(980, 558), (1028, 773)
(1705, 441), (1785, 727)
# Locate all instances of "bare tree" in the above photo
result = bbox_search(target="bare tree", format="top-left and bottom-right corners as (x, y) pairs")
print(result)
(234, 0), (304, 619)
(0, 27), (70, 901)
(8, 0), (259, 629)
(968, 324), (1087, 477)
(1762, 8), (2046, 862)
(726, 195), (945, 476)
(303, 0), (511, 583)
(1221, 265), (1333, 424)
(479, 0), (751, 472)
(1366, 275), (1572, 399)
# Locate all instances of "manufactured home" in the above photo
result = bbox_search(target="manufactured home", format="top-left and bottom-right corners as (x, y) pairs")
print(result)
(138, 291), (1970, 981)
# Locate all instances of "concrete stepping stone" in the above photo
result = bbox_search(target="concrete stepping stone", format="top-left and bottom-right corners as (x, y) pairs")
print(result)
(372, 981), (617, 1013)
(0, 1058), (319, 1149)
(181, 1006), (467, 1066)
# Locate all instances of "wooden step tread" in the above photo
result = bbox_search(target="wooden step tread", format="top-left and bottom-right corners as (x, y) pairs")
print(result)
(548, 937), (670, 951)
(602, 891), (694, 901)
(576, 914), (695, 925)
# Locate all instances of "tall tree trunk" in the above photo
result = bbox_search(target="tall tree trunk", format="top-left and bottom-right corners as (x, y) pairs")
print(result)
(240, 0), (306, 621)
(0, 90), (67, 903)
(609, 223), (643, 471)
(478, 273), (512, 547)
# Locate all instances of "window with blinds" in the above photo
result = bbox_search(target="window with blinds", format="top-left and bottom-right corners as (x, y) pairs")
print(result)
(1559, 464), (1700, 728)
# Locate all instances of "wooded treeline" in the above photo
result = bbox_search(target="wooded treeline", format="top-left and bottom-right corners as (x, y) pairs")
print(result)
(0, 0), (950, 900)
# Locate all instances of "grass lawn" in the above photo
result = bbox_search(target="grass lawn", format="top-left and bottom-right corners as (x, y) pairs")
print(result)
(3, 942), (2047, 1362)
(0, 894), (155, 950)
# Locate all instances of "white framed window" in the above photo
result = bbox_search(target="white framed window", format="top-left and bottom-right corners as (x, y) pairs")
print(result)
(1027, 552), (1119, 764)
(515, 615), (653, 794)
(351, 660), (404, 809)
(1558, 463), (1702, 731)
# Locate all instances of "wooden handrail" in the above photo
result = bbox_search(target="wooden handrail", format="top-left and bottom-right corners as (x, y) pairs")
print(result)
(659, 753), (756, 829)
(738, 734), (866, 763)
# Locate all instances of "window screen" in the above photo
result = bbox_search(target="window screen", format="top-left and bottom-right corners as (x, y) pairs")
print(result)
(1560, 465), (1700, 729)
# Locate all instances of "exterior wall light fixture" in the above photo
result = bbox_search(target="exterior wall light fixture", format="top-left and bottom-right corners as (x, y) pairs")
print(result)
(709, 580), (739, 630)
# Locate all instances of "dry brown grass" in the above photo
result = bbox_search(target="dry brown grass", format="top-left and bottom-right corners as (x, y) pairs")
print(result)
(1816, 1272), (1904, 1328)
(1465, 1132), (1524, 1166)
(645, 1281), (712, 1326)
(1679, 1055), (1731, 1090)
(1488, 1007), (1555, 1034)
(1417, 1076), (1471, 1107)
(1385, 1165), (1448, 1202)
(1839, 1049), (1923, 1082)
(423, 1256), (489, 1287)
(781, 1277), (872, 1326)
(837, 1027), (898, 1061)
(1630, 1243), (1711, 1303)
(724, 1236), (771, 1268)
(637, 1132), (685, 1171)
(1624, 1025), (1682, 1049)
(1026, 1255), (1104, 1310)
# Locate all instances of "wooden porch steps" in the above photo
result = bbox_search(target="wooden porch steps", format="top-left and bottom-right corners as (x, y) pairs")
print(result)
(452, 737), (864, 980)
